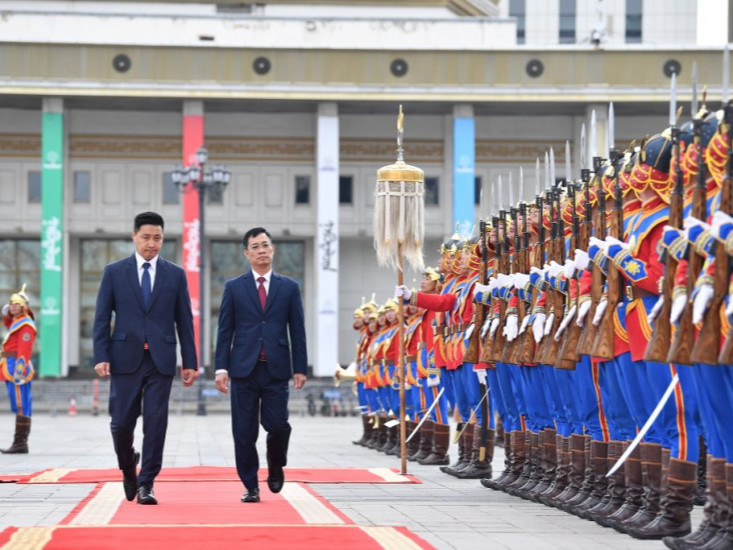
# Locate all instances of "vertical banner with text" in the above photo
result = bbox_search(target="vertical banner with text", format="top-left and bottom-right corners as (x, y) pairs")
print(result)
(315, 104), (339, 377)
(40, 111), (64, 377)
(182, 113), (203, 367)
(453, 117), (475, 237)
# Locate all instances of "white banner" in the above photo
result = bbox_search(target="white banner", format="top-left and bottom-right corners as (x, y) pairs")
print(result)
(314, 104), (339, 377)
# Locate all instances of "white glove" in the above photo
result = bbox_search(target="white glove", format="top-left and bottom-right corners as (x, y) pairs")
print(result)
(555, 304), (577, 341)
(648, 295), (664, 324)
(513, 273), (530, 291)
(1, 304), (8, 317)
(576, 300), (592, 326)
(465, 324), (475, 341)
(543, 312), (555, 336)
(670, 293), (688, 324)
(489, 317), (500, 339)
(564, 258), (577, 280)
(519, 313), (531, 334)
(533, 312), (547, 343)
(592, 298), (607, 326)
(711, 210), (733, 241)
(394, 285), (411, 300)
(574, 249), (590, 271)
(692, 284), (714, 325)
(504, 313), (519, 342)
(427, 376), (440, 387)
(605, 235), (625, 247)
(547, 261), (563, 278)
(475, 369), (487, 385)
(480, 316), (492, 339)
(589, 236), (608, 252)
(472, 283), (490, 299)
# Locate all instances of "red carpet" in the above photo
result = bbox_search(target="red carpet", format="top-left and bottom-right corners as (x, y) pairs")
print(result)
(19, 466), (420, 485)
(61, 481), (352, 526)
(0, 525), (432, 550)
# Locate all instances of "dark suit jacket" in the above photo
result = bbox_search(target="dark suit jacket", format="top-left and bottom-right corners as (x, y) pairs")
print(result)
(92, 255), (197, 375)
(215, 270), (307, 380)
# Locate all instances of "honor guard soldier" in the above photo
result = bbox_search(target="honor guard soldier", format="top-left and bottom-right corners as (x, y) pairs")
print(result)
(1, 284), (36, 454)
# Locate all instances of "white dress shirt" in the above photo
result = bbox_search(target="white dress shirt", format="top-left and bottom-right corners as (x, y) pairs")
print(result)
(135, 252), (158, 291)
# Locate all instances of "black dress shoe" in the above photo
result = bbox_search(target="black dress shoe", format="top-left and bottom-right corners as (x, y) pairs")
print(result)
(122, 451), (140, 501)
(241, 487), (260, 503)
(267, 467), (285, 494)
(137, 483), (158, 505)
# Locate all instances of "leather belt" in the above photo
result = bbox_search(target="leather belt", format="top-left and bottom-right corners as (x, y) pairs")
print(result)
(1, 351), (16, 358)
(385, 360), (396, 367)
(416, 342), (426, 350)
(625, 285), (656, 301)
(405, 355), (417, 362)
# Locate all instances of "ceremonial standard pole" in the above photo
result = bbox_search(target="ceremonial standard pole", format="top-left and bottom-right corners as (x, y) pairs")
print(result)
(375, 107), (425, 474)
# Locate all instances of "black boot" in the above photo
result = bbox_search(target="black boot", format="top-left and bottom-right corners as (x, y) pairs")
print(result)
(627, 458), (697, 539)
(353, 415), (371, 446)
(440, 423), (465, 475)
(410, 420), (433, 462)
(1, 415), (30, 454)
(537, 434), (570, 506)
(616, 442), (663, 534)
(554, 434), (587, 508)
(456, 427), (494, 479)
(602, 441), (644, 529)
(419, 423), (450, 466)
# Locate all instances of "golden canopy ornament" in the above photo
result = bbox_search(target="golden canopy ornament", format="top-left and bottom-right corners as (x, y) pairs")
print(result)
(374, 106), (425, 271)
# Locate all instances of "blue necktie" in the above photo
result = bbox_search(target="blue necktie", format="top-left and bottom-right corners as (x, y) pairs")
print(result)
(141, 262), (151, 308)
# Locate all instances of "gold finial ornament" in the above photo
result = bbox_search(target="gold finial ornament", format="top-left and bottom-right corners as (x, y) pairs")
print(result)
(374, 105), (425, 271)
(9, 283), (29, 306)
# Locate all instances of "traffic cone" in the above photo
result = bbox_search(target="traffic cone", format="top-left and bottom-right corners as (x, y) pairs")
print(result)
(68, 397), (77, 416)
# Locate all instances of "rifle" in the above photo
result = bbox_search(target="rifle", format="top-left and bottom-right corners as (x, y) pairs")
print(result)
(502, 203), (522, 364)
(592, 148), (622, 360)
(698, 101), (733, 363)
(719, 105), (733, 362)
(645, 110), (685, 362)
(489, 206), (510, 362)
(558, 179), (583, 363)
(515, 196), (536, 364)
(667, 114), (709, 364)
(479, 218), (500, 363)
(577, 156), (604, 356)
(545, 183), (568, 366)
(536, 184), (562, 364)
(463, 222), (487, 364)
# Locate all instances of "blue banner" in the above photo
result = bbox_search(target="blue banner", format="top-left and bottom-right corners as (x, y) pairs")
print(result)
(453, 117), (475, 237)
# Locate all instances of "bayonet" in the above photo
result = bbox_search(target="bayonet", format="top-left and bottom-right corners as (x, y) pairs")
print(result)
(565, 140), (572, 184)
(535, 158), (541, 197)
(724, 44), (730, 105)
(590, 110), (597, 164)
(519, 166), (524, 204)
(550, 147), (556, 189)
(580, 123), (587, 173)
(692, 61), (699, 116)
(509, 172), (514, 209)
(669, 72), (677, 127)
(608, 102), (615, 155)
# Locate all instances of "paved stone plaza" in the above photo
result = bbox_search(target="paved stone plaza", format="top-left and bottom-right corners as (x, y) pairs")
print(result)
(0, 411), (694, 549)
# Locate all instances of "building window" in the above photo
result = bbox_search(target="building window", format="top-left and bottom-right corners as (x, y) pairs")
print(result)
(79, 239), (177, 371)
(474, 176), (483, 205)
(425, 177), (439, 206)
(28, 171), (41, 203)
(0, 239), (41, 366)
(73, 171), (91, 203)
(210, 239), (305, 361)
(626, 0), (643, 43)
(295, 175), (310, 204)
(559, 0), (576, 44)
(162, 172), (180, 205)
(509, 0), (526, 45)
(339, 175), (353, 204)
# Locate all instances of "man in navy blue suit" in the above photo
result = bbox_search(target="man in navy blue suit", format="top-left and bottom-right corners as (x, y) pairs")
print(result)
(93, 211), (197, 505)
(215, 227), (308, 503)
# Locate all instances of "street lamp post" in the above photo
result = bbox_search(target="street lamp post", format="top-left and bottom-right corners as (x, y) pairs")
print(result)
(172, 147), (231, 416)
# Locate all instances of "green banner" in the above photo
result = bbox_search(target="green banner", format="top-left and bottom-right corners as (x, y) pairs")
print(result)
(40, 112), (64, 377)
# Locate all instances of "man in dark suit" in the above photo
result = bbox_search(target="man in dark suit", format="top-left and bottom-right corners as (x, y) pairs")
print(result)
(93, 211), (197, 505)
(215, 227), (308, 503)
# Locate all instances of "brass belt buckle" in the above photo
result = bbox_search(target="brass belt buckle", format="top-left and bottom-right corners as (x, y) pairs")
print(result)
(625, 285), (633, 301)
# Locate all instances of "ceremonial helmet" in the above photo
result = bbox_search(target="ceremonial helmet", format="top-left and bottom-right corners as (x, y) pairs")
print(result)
(629, 133), (673, 200)
(423, 266), (444, 284)
(9, 283), (30, 307)
(680, 111), (719, 180)
(705, 110), (728, 186)
(462, 234), (482, 272)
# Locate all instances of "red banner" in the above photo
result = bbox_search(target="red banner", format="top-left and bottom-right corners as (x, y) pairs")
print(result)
(182, 115), (203, 367)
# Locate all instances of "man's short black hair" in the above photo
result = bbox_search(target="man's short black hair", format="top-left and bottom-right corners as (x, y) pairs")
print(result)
(134, 211), (165, 232)
(243, 227), (272, 248)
